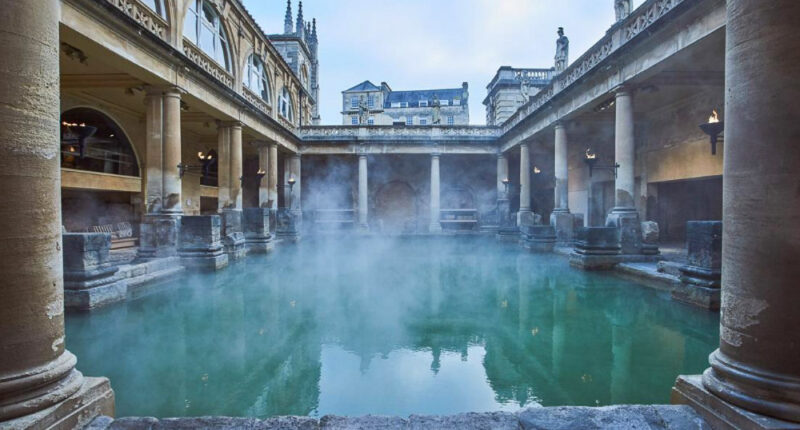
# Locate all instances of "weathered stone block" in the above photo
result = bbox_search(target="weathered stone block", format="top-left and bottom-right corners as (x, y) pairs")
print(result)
(276, 208), (301, 242)
(550, 211), (575, 245)
(673, 221), (722, 310)
(320, 415), (407, 429)
(244, 207), (273, 254)
(641, 221), (660, 255)
(606, 210), (642, 255)
(518, 211), (541, 227)
(522, 225), (557, 253)
(178, 215), (228, 271)
(138, 215), (180, 259)
(409, 412), (519, 430)
(570, 227), (622, 270)
(63, 233), (127, 310)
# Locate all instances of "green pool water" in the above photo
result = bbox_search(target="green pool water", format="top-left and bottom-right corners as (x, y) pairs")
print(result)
(65, 237), (719, 418)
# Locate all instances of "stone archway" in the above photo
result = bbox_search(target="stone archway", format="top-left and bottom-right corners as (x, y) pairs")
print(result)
(374, 181), (418, 233)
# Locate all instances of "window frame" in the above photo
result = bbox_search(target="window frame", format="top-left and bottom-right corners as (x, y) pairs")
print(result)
(279, 87), (294, 122)
(184, 0), (231, 72)
(245, 54), (271, 103)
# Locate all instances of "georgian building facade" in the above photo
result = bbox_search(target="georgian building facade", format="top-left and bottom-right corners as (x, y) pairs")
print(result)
(341, 81), (470, 126)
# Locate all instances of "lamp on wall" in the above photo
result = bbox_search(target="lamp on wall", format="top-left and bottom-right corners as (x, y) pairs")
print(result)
(178, 150), (217, 178)
(584, 148), (619, 178)
(501, 178), (511, 196)
(62, 121), (97, 159)
(699, 110), (724, 155)
(239, 168), (267, 183)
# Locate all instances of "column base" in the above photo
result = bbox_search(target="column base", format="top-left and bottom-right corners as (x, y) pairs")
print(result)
(671, 283), (721, 310)
(496, 227), (520, 242)
(245, 237), (274, 254)
(2, 377), (114, 430)
(672, 375), (800, 430)
(605, 209), (642, 255)
(138, 215), (180, 259)
(550, 210), (574, 246)
(521, 225), (556, 253)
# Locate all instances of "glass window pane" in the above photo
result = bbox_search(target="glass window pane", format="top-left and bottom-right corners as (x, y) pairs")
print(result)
(183, 11), (197, 42)
(199, 23), (214, 54)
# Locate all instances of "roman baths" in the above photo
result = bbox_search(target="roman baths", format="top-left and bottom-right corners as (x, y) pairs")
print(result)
(0, 0), (798, 428)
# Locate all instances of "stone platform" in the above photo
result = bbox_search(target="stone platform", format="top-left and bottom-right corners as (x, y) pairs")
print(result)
(84, 405), (708, 430)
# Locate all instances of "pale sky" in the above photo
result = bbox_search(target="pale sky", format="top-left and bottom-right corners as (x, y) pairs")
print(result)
(243, 0), (645, 125)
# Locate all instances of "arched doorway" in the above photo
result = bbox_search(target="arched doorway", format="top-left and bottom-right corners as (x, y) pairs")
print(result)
(374, 181), (417, 233)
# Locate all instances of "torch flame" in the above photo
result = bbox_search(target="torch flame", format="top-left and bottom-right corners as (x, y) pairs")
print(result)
(585, 148), (597, 159)
(708, 110), (720, 124)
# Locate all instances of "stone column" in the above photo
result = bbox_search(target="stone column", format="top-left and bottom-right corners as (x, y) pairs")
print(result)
(519, 142), (531, 214)
(605, 87), (642, 254)
(0, 0), (112, 425)
(551, 123), (573, 244)
(267, 143), (278, 210)
(673, 1), (800, 424)
(258, 144), (269, 208)
(430, 153), (441, 233)
(674, 0), (800, 424)
(289, 154), (302, 215)
(230, 123), (243, 210)
(358, 154), (368, 230)
(162, 87), (183, 214)
(216, 124), (231, 210)
(496, 153), (509, 199)
(144, 88), (164, 213)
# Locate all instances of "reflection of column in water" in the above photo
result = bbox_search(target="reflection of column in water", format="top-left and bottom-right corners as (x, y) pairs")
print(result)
(516, 254), (530, 335)
(610, 322), (633, 404)
(551, 278), (565, 378)
(429, 258), (442, 314)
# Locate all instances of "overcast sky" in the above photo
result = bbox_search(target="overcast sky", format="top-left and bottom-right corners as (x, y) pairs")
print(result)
(242, 0), (645, 125)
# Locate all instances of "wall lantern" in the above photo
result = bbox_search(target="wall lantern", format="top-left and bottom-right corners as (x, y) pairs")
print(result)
(62, 121), (97, 159)
(241, 168), (267, 183)
(501, 178), (511, 195)
(178, 150), (217, 178)
(533, 166), (542, 175)
(699, 110), (724, 155)
(584, 148), (619, 178)
(287, 175), (297, 192)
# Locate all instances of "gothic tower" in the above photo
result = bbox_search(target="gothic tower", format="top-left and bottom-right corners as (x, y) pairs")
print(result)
(283, 0), (293, 35)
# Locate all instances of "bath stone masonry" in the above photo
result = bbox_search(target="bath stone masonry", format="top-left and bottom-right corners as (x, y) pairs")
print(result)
(0, 0), (113, 426)
(569, 227), (622, 270)
(63, 233), (128, 310)
(495, 154), (518, 241)
(243, 208), (274, 254)
(521, 225), (557, 253)
(671, 221), (721, 310)
(673, 0), (800, 427)
(178, 216), (229, 271)
(221, 209), (247, 260)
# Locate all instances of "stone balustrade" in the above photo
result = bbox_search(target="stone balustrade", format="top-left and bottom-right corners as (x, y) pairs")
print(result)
(105, 0), (168, 41)
(299, 125), (502, 144)
(182, 39), (235, 90)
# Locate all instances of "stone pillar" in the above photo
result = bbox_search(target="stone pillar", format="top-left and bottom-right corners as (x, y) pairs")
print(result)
(257, 144), (269, 208)
(267, 143), (278, 210)
(429, 153), (441, 233)
(673, 1), (800, 425)
(217, 124), (231, 210)
(229, 122), (243, 210)
(519, 142), (531, 215)
(605, 87), (642, 254)
(289, 154), (302, 215)
(497, 153), (509, 199)
(358, 154), (368, 230)
(551, 123), (573, 245)
(144, 88), (164, 213)
(0, 0), (113, 425)
(162, 87), (183, 214)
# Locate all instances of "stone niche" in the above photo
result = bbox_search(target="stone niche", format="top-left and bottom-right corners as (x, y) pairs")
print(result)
(221, 209), (247, 260)
(569, 226), (622, 270)
(178, 215), (228, 270)
(63, 233), (127, 310)
(672, 221), (722, 310)
(243, 208), (274, 253)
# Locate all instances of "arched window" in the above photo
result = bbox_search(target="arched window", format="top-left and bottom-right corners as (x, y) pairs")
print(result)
(245, 54), (271, 102)
(60, 108), (139, 177)
(183, 0), (230, 71)
(279, 87), (294, 121)
(141, 0), (167, 19)
(301, 64), (309, 89)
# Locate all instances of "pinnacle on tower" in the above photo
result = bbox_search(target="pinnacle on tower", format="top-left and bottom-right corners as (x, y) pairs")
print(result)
(311, 18), (317, 43)
(296, 1), (305, 39)
(283, 0), (293, 35)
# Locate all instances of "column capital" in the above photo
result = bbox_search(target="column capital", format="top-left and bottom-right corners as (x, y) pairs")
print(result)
(554, 121), (567, 130)
(162, 86), (186, 98)
(612, 85), (633, 98)
(431, 152), (441, 158)
(216, 120), (243, 129)
(497, 152), (506, 160)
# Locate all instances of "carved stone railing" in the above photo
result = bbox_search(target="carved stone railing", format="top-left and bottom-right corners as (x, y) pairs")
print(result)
(182, 39), (234, 89)
(299, 125), (503, 143)
(243, 87), (272, 116)
(501, 0), (689, 136)
(105, 0), (168, 41)
(515, 68), (555, 84)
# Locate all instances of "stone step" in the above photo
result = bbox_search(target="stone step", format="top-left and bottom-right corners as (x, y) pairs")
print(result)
(657, 260), (684, 278)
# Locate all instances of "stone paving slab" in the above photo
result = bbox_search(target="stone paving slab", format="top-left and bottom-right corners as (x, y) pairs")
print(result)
(86, 405), (708, 430)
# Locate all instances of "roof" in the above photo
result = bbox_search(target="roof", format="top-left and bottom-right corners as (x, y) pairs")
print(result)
(384, 88), (465, 108)
(343, 80), (381, 93)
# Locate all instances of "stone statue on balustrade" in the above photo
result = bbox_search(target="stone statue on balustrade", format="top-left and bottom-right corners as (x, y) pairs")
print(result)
(432, 94), (441, 124)
(554, 27), (569, 73)
(358, 95), (369, 125)
(615, 0), (632, 22)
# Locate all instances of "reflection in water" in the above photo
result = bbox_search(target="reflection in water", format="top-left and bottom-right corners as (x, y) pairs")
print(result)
(66, 237), (719, 418)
